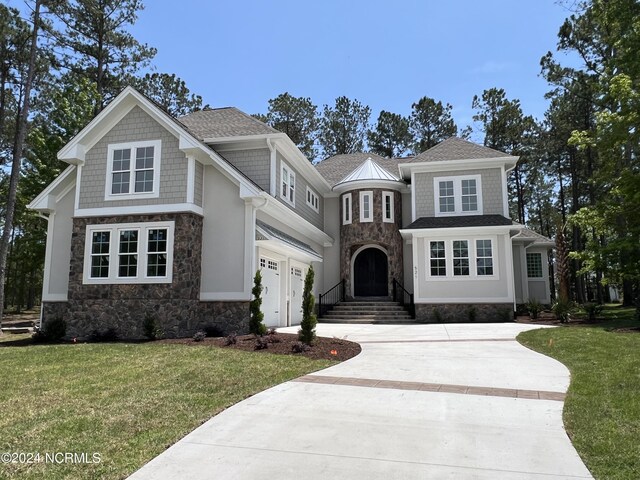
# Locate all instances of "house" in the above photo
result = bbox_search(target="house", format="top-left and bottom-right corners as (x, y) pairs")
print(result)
(28, 87), (553, 338)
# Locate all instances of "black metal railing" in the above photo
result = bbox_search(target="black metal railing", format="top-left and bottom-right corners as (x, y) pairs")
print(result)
(318, 279), (345, 318)
(392, 278), (415, 319)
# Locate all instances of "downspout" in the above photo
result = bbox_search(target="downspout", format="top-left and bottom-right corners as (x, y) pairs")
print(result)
(267, 138), (277, 197)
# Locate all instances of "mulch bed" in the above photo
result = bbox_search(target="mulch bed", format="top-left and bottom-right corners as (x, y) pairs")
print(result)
(156, 333), (362, 362)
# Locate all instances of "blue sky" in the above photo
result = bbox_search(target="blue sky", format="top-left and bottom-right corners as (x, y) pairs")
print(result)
(129, 0), (575, 140)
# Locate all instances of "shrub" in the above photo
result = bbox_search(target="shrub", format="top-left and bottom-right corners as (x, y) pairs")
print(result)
(89, 327), (119, 342)
(552, 298), (575, 323)
(291, 341), (310, 353)
(266, 334), (281, 344)
(142, 314), (163, 340)
(526, 299), (543, 319)
(267, 328), (277, 335)
(193, 330), (206, 342)
(249, 270), (267, 336)
(582, 302), (603, 322)
(224, 333), (237, 346)
(254, 336), (269, 350)
(432, 308), (443, 323)
(467, 306), (477, 322)
(203, 324), (224, 337)
(32, 317), (67, 342)
(298, 266), (317, 345)
(497, 308), (513, 322)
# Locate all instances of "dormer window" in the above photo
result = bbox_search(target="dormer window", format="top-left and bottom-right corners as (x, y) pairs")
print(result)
(434, 175), (482, 216)
(105, 140), (161, 200)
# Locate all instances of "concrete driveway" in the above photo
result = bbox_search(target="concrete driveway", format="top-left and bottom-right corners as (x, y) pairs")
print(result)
(128, 323), (593, 479)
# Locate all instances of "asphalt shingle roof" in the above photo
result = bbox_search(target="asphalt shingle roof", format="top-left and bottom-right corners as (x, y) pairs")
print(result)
(513, 227), (554, 245)
(178, 107), (279, 140)
(315, 153), (412, 187)
(406, 137), (513, 163)
(405, 215), (514, 229)
(256, 220), (321, 259)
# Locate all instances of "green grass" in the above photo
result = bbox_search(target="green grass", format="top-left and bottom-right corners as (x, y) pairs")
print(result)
(517, 305), (640, 480)
(0, 340), (334, 479)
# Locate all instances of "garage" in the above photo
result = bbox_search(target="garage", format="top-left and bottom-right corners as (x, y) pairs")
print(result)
(289, 266), (305, 326)
(259, 257), (280, 327)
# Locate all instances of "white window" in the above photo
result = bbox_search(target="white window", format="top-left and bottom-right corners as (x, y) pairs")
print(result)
(526, 252), (543, 278)
(306, 186), (319, 213)
(425, 237), (497, 279)
(281, 162), (295, 206)
(452, 240), (470, 276)
(476, 239), (494, 276)
(105, 140), (161, 200)
(429, 241), (446, 276)
(342, 193), (352, 225)
(433, 175), (482, 216)
(382, 191), (394, 223)
(360, 191), (373, 223)
(84, 221), (174, 284)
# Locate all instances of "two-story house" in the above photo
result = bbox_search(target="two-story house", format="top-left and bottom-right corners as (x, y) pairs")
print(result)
(28, 87), (552, 338)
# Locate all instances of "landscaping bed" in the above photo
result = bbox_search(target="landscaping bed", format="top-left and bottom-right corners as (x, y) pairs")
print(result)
(157, 332), (361, 362)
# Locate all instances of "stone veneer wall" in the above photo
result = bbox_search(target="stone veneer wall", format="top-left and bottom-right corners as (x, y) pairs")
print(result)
(41, 212), (249, 339)
(415, 303), (514, 323)
(340, 188), (403, 298)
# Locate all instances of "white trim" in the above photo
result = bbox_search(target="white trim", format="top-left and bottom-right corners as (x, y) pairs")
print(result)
(398, 156), (519, 179)
(41, 294), (68, 302)
(410, 171), (416, 222)
(27, 165), (76, 211)
(200, 292), (249, 301)
(105, 140), (161, 201)
(519, 244), (530, 301)
(424, 236), (498, 281)
(267, 138), (277, 196)
(433, 174), (483, 217)
(342, 193), (352, 225)
(501, 165), (509, 217)
(306, 186), (320, 213)
(504, 233), (516, 305)
(414, 297), (514, 304)
(359, 191), (373, 223)
(41, 212), (54, 302)
(526, 251), (544, 279)
(350, 244), (388, 298)
(382, 191), (394, 223)
(186, 155), (196, 203)
(280, 161), (296, 206)
(332, 179), (407, 193)
(74, 165), (82, 211)
(244, 199), (256, 296)
(75, 203), (204, 217)
(82, 221), (175, 284)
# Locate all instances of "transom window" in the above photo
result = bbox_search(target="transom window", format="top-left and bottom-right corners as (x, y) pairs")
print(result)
(342, 193), (352, 225)
(434, 175), (482, 216)
(383, 191), (394, 223)
(84, 221), (174, 284)
(306, 187), (319, 213)
(106, 140), (161, 200)
(426, 237), (496, 279)
(281, 163), (296, 205)
(526, 252), (543, 278)
(360, 191), (373, 223)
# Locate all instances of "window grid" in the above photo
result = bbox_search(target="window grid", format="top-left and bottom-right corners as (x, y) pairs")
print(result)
(147, 229), (168, 277)
(90, 231), (111, 278)
(430, 241), (446, 276)
(461, 179), (478, 212)
(343, 194), (352, 225)
(111, 149), (131, 194)
(453, 240), (470, 276)
(306, 187), (319, 212)
(383, 192), (394, 222)
(476, 239), (494, 276)
(360, 191), (373, 222)
(118, 230), (139, 277)
(281, 164), (295, 205)
(527, 252), (543, 278)
(439, 181), (455, 213)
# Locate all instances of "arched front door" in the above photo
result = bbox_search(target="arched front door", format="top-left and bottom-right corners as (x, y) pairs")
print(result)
(354, 248), (388, 297)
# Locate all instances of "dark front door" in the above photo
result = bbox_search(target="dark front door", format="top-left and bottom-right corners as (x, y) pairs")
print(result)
(354, 248), (388, 297)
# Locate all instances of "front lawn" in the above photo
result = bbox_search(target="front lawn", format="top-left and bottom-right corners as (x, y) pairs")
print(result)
(517, 306), (640, 480)
(0, 340), (334, 479)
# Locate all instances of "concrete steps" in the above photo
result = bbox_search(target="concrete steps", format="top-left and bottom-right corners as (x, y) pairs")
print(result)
(320, 300), (414, 324)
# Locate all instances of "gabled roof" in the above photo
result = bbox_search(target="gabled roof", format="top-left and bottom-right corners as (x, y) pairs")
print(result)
(256, 220), (322, 260)
(337, 157), (399, 185)
(405, 214), (514, 229)
(407, 137), (513, 163)
(178, 108), (279, 140)
(512, 227), (554, 246)
(315, 152), (409, 187)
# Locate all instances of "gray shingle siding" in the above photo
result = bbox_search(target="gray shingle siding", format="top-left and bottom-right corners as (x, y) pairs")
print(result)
(219, 148), (270, 192)
(78, 106), (188, 209)
(414, 168), (504, 217)
(194, 161), (204, 206)
(276, 152), (323, 230)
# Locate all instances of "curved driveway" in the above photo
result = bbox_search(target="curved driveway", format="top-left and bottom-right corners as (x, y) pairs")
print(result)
(129, 323), (593, 479)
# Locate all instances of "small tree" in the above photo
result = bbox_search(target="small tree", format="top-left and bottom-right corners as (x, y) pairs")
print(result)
(250, 270), (267, 335)
(298, 266), (317, 345)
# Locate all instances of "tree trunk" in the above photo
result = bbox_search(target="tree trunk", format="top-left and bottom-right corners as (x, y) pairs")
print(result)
(0, 0), (41, 332)
(623, 280), (634, 307)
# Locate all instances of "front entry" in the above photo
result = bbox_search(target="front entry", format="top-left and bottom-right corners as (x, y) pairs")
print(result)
(354, 248), (388, 297)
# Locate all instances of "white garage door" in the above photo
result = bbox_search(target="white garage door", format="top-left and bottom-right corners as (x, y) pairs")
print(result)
(260, 257), (280, 327)
(290, 266), (305, 326)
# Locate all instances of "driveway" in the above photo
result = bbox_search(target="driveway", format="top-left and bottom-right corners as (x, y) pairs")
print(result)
(128, 323), (593, 479)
